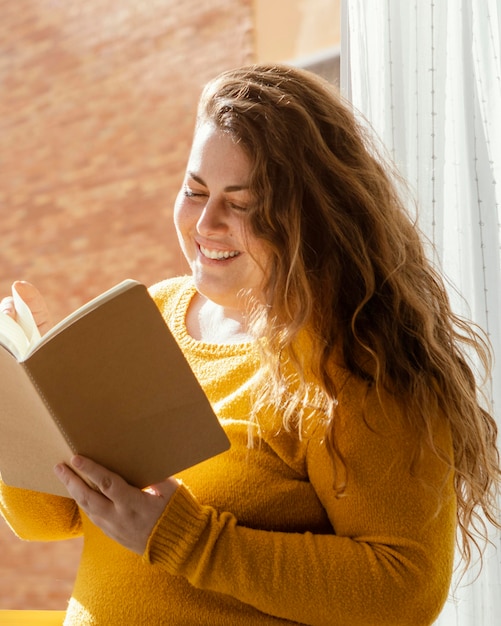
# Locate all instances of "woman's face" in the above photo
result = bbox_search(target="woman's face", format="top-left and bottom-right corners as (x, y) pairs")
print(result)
(174, 122), (270, 313)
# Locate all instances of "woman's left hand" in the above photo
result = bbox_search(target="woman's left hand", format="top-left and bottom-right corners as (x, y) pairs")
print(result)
(54, 455), (178, 555)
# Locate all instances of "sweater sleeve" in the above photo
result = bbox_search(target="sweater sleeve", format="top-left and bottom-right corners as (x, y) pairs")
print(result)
(144, 381), (456, 626)
(0, 479), (82, 541)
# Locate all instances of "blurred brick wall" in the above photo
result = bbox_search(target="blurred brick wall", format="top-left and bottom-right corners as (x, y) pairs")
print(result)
(0, 0), (254, 610)
(0, 0), (254, 320)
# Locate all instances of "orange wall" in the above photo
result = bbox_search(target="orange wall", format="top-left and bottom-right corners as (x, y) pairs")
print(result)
(0, 0), (254, 324)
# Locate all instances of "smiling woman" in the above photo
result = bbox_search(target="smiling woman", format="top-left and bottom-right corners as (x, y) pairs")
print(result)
(1, 64), (499, 626)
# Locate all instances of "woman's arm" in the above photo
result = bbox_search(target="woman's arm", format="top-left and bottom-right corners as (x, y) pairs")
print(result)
(0, 480), (82, 541)
(143, 397), (455, 626)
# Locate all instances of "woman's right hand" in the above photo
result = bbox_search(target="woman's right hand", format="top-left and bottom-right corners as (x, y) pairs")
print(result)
(0, 281), (52, 335)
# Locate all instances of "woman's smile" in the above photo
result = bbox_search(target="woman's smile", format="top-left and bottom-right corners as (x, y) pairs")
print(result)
(198, 244), (241, 261)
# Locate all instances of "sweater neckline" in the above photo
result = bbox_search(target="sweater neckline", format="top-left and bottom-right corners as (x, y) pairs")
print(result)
(172, 280), (257, 357)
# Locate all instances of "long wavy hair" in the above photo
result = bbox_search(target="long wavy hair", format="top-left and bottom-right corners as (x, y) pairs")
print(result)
(196, 64), (500, 569)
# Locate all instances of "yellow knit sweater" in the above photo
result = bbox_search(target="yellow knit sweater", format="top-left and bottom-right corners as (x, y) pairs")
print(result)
(0, 276), (456, 625)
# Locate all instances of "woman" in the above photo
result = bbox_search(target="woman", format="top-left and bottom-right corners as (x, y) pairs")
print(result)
(1, 64), (499, 625)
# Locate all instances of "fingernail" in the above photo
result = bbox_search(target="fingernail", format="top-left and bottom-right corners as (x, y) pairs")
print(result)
(71, 455), (83, 468)
(54, 464), (64, 476)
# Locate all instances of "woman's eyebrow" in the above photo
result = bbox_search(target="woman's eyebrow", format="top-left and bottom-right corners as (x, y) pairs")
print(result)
(186, 172), (206, 186)
(187, 171), (250, 193)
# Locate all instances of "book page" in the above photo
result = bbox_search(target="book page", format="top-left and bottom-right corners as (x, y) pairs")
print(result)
(12, 284), (42, 345)
(0, 312), (29, 360)
(0, 284), (42, 360)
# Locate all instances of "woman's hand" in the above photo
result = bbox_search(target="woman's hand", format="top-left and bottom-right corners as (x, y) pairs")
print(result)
(54, 455), (179, 555)
(0, 281), (52, 335)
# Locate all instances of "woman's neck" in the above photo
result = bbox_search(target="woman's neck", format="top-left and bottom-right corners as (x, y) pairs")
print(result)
(186, 294), (254, 344)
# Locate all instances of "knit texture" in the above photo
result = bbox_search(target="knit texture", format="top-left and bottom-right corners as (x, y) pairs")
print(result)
(0, 276), (456, 625)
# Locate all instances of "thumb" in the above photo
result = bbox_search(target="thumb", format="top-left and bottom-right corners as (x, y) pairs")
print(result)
(13, 281), (53, 335)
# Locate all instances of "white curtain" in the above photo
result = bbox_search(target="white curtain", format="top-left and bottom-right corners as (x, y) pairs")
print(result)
(341, 1), (501, 624)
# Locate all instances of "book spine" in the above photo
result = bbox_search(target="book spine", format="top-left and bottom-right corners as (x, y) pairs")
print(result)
(22, 364), (77, 455)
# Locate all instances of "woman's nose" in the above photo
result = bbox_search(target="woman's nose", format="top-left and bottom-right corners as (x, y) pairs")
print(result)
(196, 197), (228, 234)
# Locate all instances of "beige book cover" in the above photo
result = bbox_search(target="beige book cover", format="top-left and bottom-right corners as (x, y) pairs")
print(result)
(0, 280), (230, 497)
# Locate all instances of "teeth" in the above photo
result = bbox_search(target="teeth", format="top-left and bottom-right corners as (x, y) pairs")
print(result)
(200, 246), (240, 260)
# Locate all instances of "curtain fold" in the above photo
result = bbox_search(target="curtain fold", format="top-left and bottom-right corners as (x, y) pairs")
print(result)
(341, 1), (501, 624)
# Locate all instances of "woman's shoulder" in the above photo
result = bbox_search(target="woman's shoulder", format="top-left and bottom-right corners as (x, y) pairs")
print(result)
(148, 275), (195, 326)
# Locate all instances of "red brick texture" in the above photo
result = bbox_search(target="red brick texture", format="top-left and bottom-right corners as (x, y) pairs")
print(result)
(0, 0), (254, 610)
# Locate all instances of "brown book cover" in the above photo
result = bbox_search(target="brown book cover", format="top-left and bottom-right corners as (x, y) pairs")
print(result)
(0, 280), (230, 496)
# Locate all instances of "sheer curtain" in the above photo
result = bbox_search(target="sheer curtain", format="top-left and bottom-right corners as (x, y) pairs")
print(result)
(341, 1), (501, 624)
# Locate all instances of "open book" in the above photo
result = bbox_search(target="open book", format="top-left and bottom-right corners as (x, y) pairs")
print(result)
(0, 280), (230, 497)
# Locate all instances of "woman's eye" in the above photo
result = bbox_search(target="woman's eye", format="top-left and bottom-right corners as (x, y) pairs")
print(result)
(184, 187), (206, 198)
(228, 202), (246, 211)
